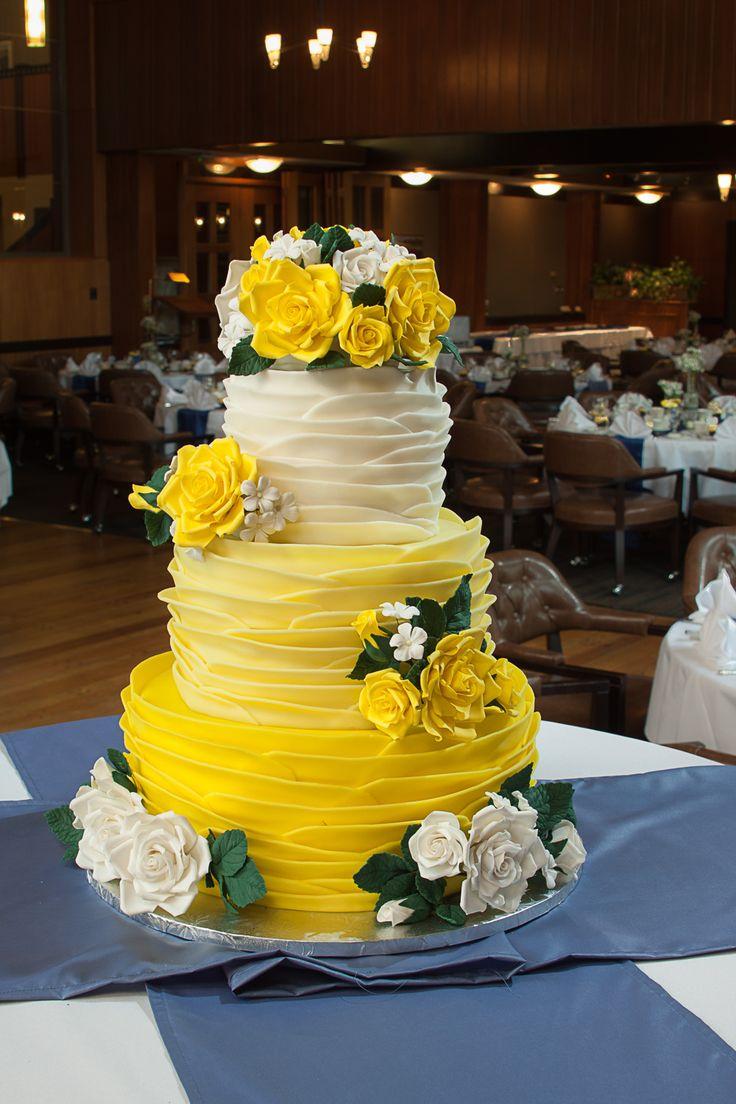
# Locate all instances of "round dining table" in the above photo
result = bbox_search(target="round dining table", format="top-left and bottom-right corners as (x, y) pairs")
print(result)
(0, 722), (733, 1102)
(642, 432), (736, 507)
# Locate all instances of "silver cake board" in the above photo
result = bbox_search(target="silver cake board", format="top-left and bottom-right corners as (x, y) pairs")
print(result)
(87, 871), (578, 958)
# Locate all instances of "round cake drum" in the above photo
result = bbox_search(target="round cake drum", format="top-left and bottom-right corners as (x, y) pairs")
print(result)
(87, 872), (578, 958)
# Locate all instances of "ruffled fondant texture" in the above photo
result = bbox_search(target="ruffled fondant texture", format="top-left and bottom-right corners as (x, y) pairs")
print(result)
(121, 652), (539, 911)
(222, 361), (451, 545)
(162, 509), (492, 726)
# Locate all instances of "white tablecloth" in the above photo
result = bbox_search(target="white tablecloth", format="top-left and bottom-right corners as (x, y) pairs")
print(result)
(0, 440), (12, 508)
(645, 621), (736, 751)
(491, 327), (651, 367)
(642, 435), (736, 506)
(0, 723), (732, 1102)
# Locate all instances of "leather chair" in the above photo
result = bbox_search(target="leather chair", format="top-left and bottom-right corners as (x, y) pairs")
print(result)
(436, 368), (458, 391)
(689, 469), (736, 529)
(447, 419), (550, 549)
(60, 394), (96, 521)
(681, 526), (736, 613)
(110, 375), (161, 421)
(98, 367), (157, 404)
(10, 366), (63, 467)
(544, 431), (682, 593)
(490, 549), (662, 733)
(89, 402), (190, 532)
(506, 369), (575, 406)
(712, 353), (736, 391)
(473, 396), (540, 446)
(625, 359), (676, 401)
(619, 348), (663, 378)
(444, 380), (476, 419)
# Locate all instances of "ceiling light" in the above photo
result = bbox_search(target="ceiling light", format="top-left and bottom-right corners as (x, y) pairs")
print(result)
(718, 173), (733, 202)
(24, 0), (45, 47)
(721, 119), (736, 126)
(245, 157), (283, 174)
(534, 172), (559, 180)
(316, 27), (333, 61)
(530, 182), (562, 196)
(264, 33), (281, 69)
(487, 181), (503, 195)
(634, 189), (664, 205)
(308, 38), (322, 69)
(357, 31), (377, 69)
(399, 171), (433, 187)
(204, 160), (236, 176)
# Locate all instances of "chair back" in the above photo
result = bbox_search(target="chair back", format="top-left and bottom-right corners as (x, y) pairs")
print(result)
(619, 348), (663, 378)
(0, 376), (17, 417)
(682, 527), (736, 613)
(90, 402), (161, 444)
(448, 419), (527, 465)
(626, 359), (676, 400)
(444, 380), (476, 419)
(544, 430), (641, 483)
(10, 366), (60, 400)
(60, 393), (92, 433)
(0, 362), (11, 380)
(435, 368), (457, 391)
(98, 367), (152, 403)
(473, 396), (536, 437)
(490, 549), (588, 643)
(110, 375), (161, 420)
(712, 353), (736, 384)
(507, 370), (574, 403)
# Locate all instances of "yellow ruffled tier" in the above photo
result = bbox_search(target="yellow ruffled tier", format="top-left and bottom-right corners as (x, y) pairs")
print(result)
(121, 651), (539, 912)
(161, 508), (495, 728)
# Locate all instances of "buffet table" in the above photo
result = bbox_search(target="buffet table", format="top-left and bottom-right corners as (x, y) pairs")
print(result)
(0, 722), (733, 1103)
(490, 326), (651, 366)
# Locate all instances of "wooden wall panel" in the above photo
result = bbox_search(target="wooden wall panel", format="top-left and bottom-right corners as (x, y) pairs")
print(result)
(91, 0), (736, 152)
(439, 180), (487, 329)
(660, 197), (732, 319)
(106, 153), (156, 355)
(0, 257), (110, 344)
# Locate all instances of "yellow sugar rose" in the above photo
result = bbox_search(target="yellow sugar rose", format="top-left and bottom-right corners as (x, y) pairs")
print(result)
(338, 304), (395, 369)
(383, 258), (456, 367)
(351, 609), (381, 643)
(489, 657), (526, 717)
(239, 258), (351, 364)
(251, 235), (269, 262)
(420, 630), (498, 742)
(157, 438), (257, 549)
(288, 226), (304, 239)
(129, 483), (161, 513)
(359, 669), (421, 741)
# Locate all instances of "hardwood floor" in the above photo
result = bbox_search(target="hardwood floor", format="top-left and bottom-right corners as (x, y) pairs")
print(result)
(0, 516), (667, 734)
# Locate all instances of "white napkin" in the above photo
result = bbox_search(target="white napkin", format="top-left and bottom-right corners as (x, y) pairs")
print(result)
(193, 353), (217, 376)
(609, 410), (651, 438)
(549, 396), (595, 433)
(183, 378), (219, 411)
(615, 392), (653, 414)
(160, 386), (187, 407)
(713, 394), (736, 414)
(653, 337), (676, 355)
(65, 356), (79, 374)
(216, 358), (229, 373)
(715, 415), (736, 440)
(699, 343), (723, 372)
(694, 570), (736, 666)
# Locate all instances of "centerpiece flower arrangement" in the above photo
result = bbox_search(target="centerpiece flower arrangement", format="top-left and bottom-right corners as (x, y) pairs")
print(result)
(215, 224), (463, 375)
(675, 346), (705, 409)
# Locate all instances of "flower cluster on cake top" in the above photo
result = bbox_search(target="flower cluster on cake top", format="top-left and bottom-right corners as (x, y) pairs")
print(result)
(215, 223), (462, 375)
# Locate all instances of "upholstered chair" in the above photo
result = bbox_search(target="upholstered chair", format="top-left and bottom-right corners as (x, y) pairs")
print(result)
(689, 470), (736, 529)
(10, 366), (63, 467)
(624, 359), (676, 401)
(544, 431), (682, 593)
(110, 375), (161, 421)
(444, 380), (476, 419)
(619, 348), (664, 378)
(60, 394), (96, 521)
(473, 396), (540, 446)
(681, 526), (736, 613)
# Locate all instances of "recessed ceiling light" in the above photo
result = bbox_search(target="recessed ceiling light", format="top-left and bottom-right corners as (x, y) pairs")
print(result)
(634, 189), (664, 205)
(399, 171), (433, 186)
(530, 182), (562, 196)
(204, 160), (236, 176)
(245, 157), (283, 174)
(534, 172), (559, 180)
(721, 119), (736, 126)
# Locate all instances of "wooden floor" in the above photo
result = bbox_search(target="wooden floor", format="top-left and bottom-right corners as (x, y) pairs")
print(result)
(0, 517), (665, 733)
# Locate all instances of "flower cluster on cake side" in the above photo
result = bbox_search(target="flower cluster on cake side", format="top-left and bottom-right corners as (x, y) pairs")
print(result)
(215, 223), (463, 374)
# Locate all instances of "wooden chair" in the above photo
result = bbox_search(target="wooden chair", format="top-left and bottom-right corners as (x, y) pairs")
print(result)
(544, 431), (682, 593)
(712, 353), (736, 392)
(89, 403), (190, 532)
(619, 348), (664, 378)
(444, 380), (476, 419)
(681, 526), (736, 613)
(447, 419), (550, 549)
(10, 366), (63, 467)
(60, 394), (96, 522)
(624, 359), (676, 401)
(436, 367), (458, 391)
(689, 469), (736, 529)
(109, 375), (161, 421)
(506, 370), (575, 423)
(473, 396), (540, 447)
(98, 367), (156, 404)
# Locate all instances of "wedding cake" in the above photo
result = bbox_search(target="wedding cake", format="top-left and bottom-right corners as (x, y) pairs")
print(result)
(117, 225), (542, 915)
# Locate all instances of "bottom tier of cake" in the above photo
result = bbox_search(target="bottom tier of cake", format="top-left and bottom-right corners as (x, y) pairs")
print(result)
(121, 652), (539, 912)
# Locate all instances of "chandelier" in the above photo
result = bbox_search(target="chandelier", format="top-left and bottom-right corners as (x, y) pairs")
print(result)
(264, 28), (378, 71)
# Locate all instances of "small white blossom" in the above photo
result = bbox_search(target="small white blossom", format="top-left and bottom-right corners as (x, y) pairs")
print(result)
(265, 231), (322, 267)
(217, 309), (253, 360)
(390, 622), (428, 662)
(549, 819), (587, 883)
(349, 227), (386, 253)
(242, 476), (280, 513)
(380, 601), (420, 622)
(240, 510), (278, 543)
(269, 491), (299, 532)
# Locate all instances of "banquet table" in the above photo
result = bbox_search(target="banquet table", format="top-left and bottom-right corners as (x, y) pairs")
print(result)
(0, 440), (12, 509)
(645, 621), (736, 752)
(489, 326), (651, 367)
(156, 403), (226, 439)
(641, 433), (736, 506)
(0, 721), (734, 1103)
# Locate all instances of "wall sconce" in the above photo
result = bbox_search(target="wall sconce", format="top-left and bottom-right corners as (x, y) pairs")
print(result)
(316, 28), (333, 61)
(308, 38), (323, 70)
(530, 182), (562, 196)
(399, 171), (433, 187)
(487, 181), (503, 195)
(11, 211), (27, 222)
(717, 173), (733, 202)
(634, 188), (663, 205)
(264, 33), (282, 69)
(167, 272), (191, 284)
(356, 31), (377, 69)
(24, 0), (46, 47)
(245, 157), (283, 174)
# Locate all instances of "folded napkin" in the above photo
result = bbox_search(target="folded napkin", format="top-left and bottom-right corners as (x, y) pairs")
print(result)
(689, 567), (736, 625)
(712, 394), (736, 415)
(64, 356), (79, 374)
(193, 353), (217, 376)
(699, 343), (723, 372)
(549, 396), (595, 433)
(609, 410), (651, 438)
(79, 352), (102, 376)
(160, 386), (187, 407)
(183, 378), (219, 411)
(715, 415), (736, 440)
(615, 392), (653, 414)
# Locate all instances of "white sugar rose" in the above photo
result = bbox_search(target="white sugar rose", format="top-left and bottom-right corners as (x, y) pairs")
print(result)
(70, 757), (143, 830)
(409, 811), (468, 880)
(265, 230), (322, 267)
(378, 241), (416, 272)
(460, 793), (551, 915)
(349, 227), (386, 253)
(550, 819), (586, 882)
(215, 258), (252, 328)
(376, 899), (414, 926)
(333, 244), (384, 292)
(109, 811), (211, 917)
(70, 761), (145, 883)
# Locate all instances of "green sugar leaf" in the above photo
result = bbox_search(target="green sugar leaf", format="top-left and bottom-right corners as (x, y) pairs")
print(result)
(107, 748), (131, 776)
(415, 874), (446, 906)
(413, 598), (446, 641)
(147, 465), (170, 494)
(374, 871), (417, 911)
(353, 851), (409, 894)
(351, 283), (386, 308)
(112, 770), (137, 793)
(364, 634), (400, 670)
(211, 829), (249, 877)
(306, 350), (349, 371)
(499, 763), (534, 798)
(347, 648), (389, 681)
(144, 508), (172, 547)
(221, 857), (267, 909)
(404, 658), (427, 689)
(229, 335), (274, 376)
(443, 574), (473, 633)
(302, 222), (325, 244)
(544, 781), (577, 829)
(44, 806), (83, 860)
(438, 332), (464, 367)
(319, 225), (354, 264)
(397, 892), (432, 923)
(400, 824), (420, 870)
(435, 901), (467, 927)
(394, 356), (428, 368)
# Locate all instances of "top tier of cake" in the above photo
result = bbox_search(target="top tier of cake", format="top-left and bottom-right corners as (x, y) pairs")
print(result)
(222, 361), (451, 545)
